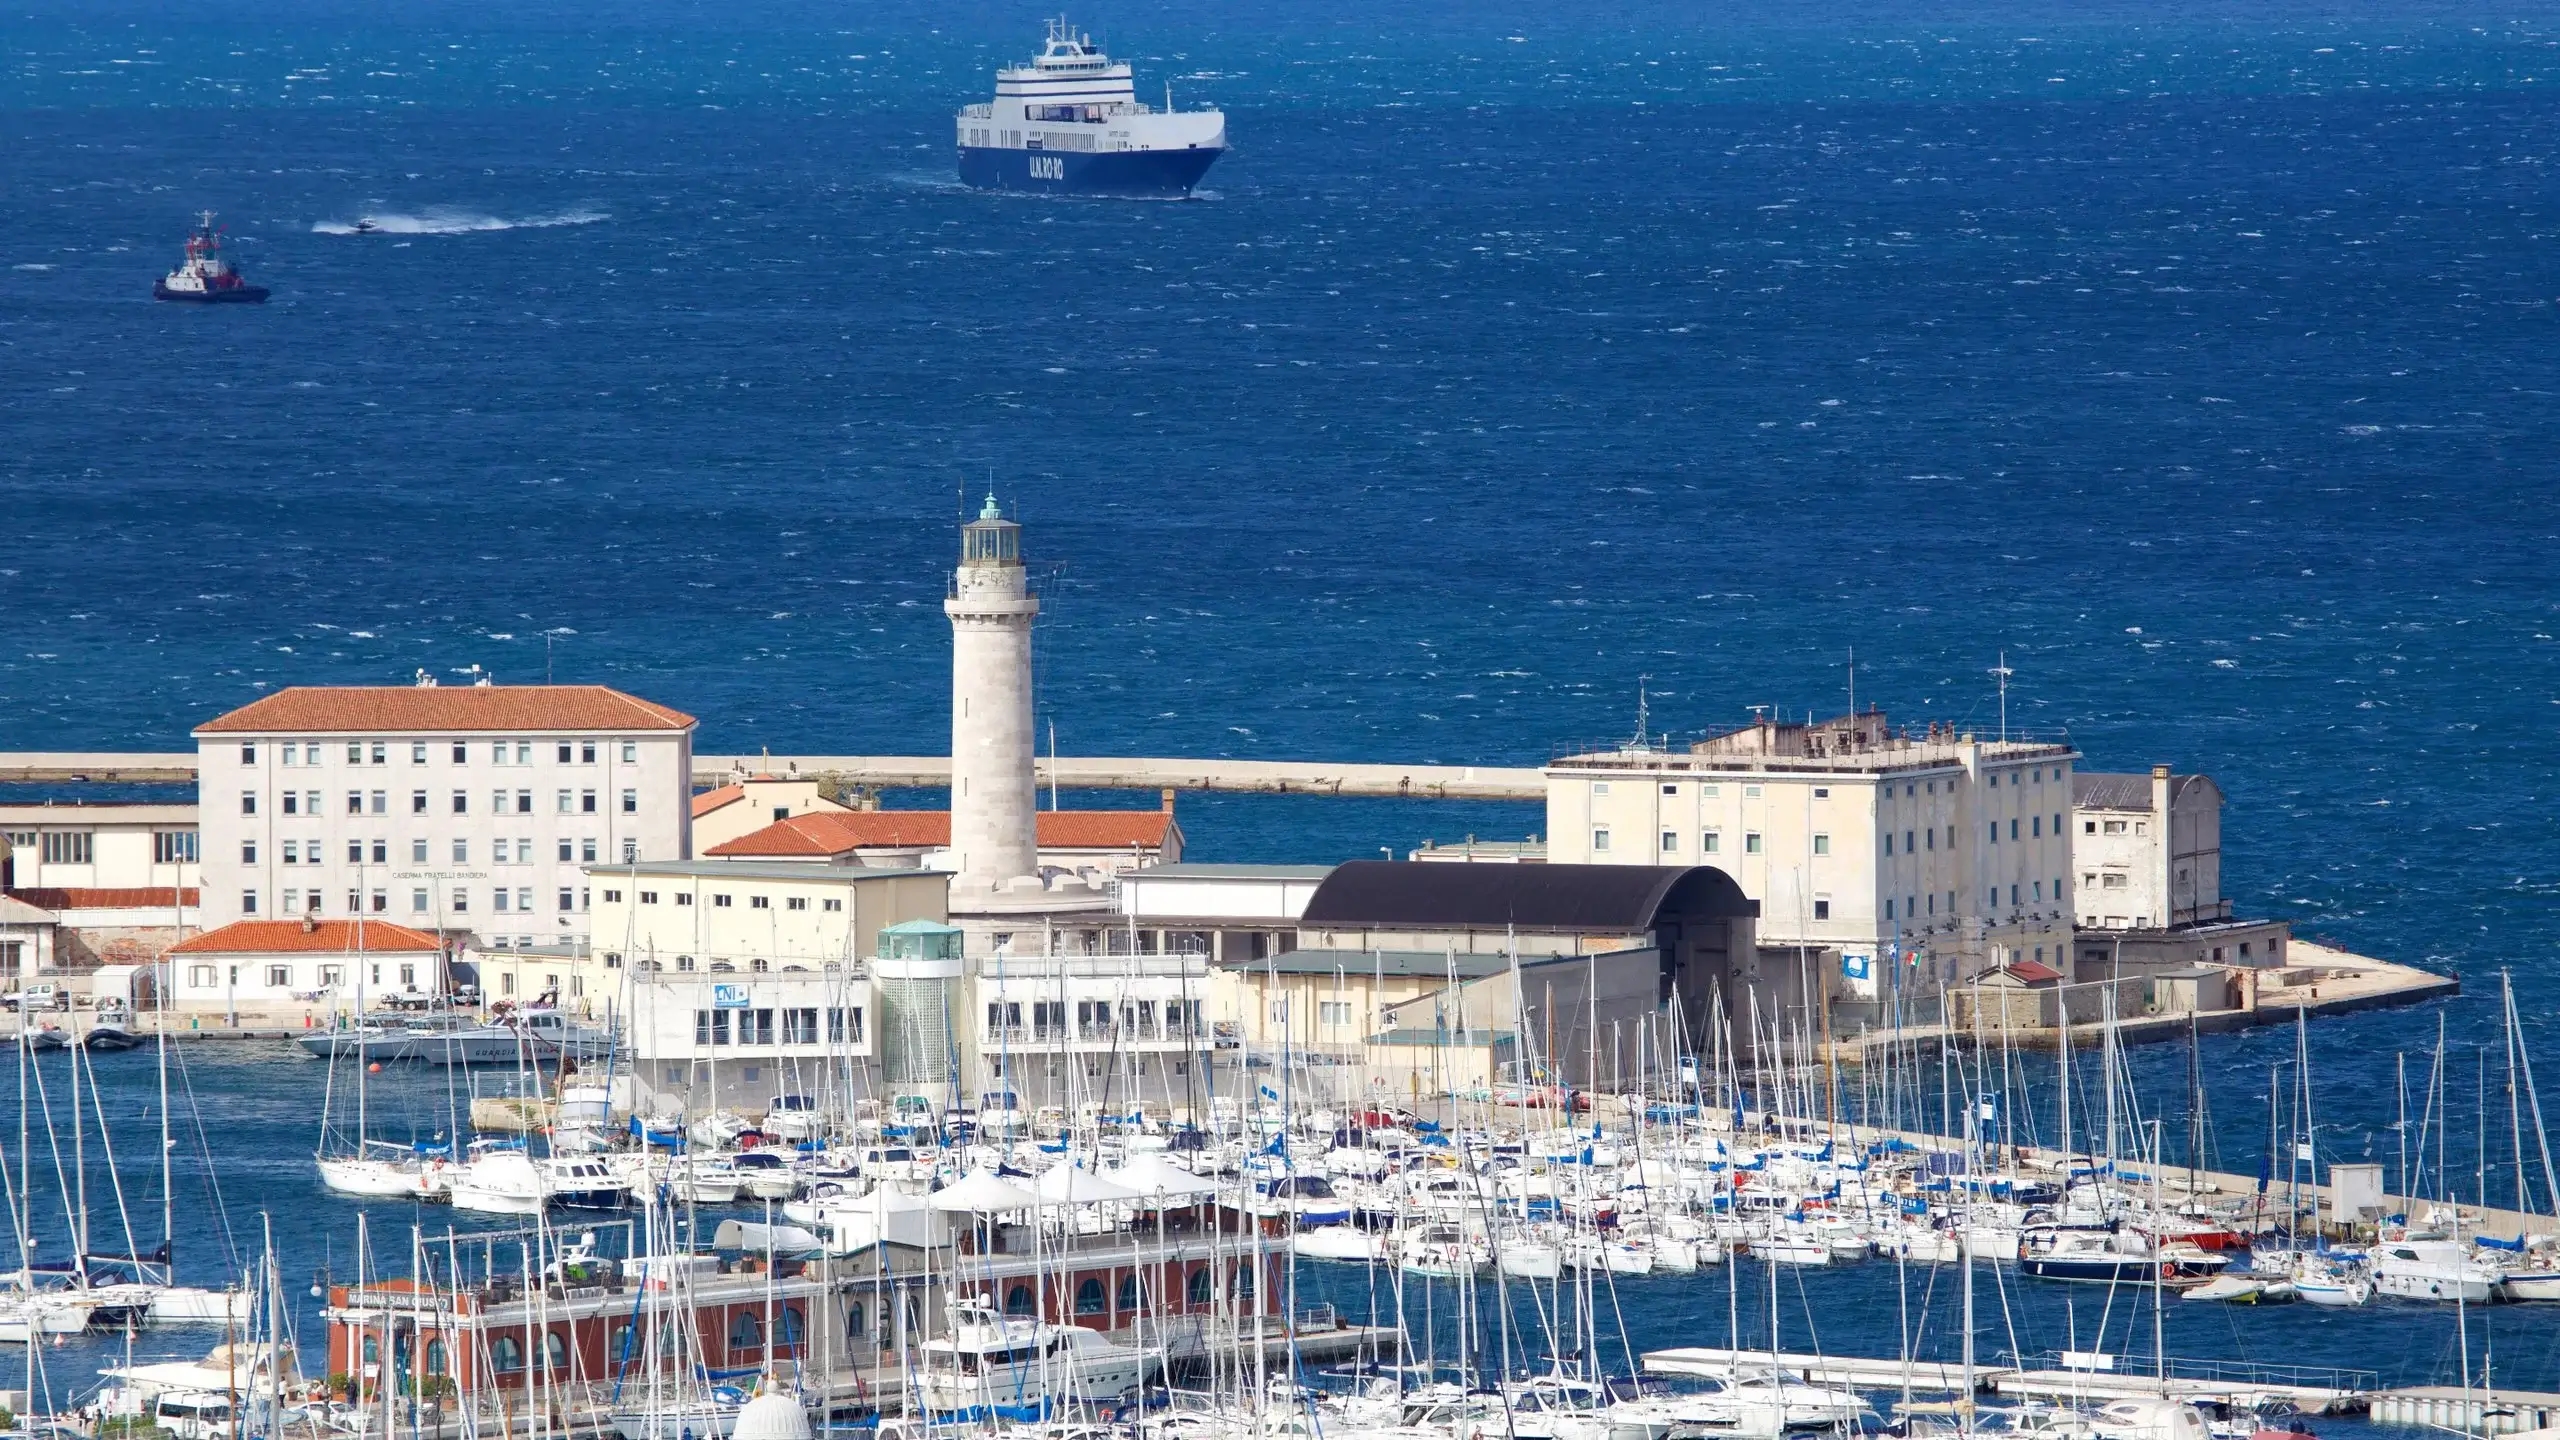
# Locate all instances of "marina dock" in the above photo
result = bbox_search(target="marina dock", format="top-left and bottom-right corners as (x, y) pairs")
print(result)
(1642, 1346), (2488, 1422)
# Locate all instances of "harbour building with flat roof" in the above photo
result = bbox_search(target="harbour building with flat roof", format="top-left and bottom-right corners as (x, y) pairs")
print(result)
(1545, 710), (2079, 1004)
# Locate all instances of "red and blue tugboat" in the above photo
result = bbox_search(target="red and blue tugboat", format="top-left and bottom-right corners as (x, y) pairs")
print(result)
(153, 211), (269, 303)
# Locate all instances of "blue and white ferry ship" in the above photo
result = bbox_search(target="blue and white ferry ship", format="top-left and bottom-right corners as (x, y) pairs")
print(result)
(955, 20), (1225, 197)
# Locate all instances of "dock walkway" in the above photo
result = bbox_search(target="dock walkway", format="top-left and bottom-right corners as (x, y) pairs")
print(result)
(0, 750), (1546, 800)
(1642, 1346), (2375, 1416)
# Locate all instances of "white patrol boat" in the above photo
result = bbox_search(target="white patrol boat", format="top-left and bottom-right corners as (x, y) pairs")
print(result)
(955, 19), (1225, 197)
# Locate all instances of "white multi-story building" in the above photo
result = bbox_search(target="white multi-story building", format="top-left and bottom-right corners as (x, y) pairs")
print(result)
(192, 681), (696, 947)
(0, 803), (202, 894)
(2071, 766), (2225, 931)
(1546, 711), (2079, 992)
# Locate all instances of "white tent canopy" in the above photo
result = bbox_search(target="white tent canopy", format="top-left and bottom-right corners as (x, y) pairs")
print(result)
(1035, 1161), (1145, 1206)
(926, 1168), (1039, 1214)
(1107, 1151), (1224, 1201)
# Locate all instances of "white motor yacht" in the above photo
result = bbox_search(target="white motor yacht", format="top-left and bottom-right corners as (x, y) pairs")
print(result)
(914, 1295), (1161, 1416)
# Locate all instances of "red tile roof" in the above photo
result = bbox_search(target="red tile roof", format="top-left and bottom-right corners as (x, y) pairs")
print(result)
(690, 784), (744, 819)
(9, 887), (200, 911)
(170, 919), (443, 955)
(2004, 960), (2064, 984)
(196, 685), (694, 735)
(706, 809), (1174, 859)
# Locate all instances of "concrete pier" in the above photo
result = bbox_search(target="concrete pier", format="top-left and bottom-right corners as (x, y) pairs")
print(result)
(0, 751), (1547, 800)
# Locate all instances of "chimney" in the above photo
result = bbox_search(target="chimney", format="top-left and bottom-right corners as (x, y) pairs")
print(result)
(300, 913), (318, 935)
(1160, 788), (1176, 814)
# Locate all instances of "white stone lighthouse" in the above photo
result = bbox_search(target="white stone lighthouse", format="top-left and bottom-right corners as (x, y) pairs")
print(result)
(944, 495), (1040, 894)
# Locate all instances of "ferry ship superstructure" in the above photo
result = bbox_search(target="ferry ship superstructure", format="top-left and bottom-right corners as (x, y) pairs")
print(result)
(955, 20), (1224, 197)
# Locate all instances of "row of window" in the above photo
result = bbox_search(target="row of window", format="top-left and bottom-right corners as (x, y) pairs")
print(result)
(252, 836), (624, 867)
(1876, 878), (2067, 922)
(241, 787), (636, 818)
(985, 998), (1200, 1036)
(693, 1006), (863, 1046)
(2, 831), (202, 866)
(623, 889), (840, 912)
(1985, 814), (2065, 843)
(244, 739), (640, 767)
(186, 959), (419, 990)
(241, 885), (591, 917)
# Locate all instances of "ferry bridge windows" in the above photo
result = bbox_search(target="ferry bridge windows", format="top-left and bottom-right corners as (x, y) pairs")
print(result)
(1074, 1278), (1106, 1315)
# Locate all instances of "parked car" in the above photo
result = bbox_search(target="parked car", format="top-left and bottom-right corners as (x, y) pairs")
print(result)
(4, 983), (69, 1013)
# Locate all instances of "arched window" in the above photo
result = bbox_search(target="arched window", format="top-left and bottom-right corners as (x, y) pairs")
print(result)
(1233, 1261), (1256, 1300)
(1074, 1278), (1105, 1315)
(1004, 1284), (1035, 1317)
(1115, 1273), (1138, 1315)
(729, 1310), (763, 1356)
(424, 1339), (446, 1376)
(608, 1326), (633, 1366)
(543, 1331), (570, 1373)
(1186, 1266), (1211, 1306)
(776, 1305), (805, 1353)
(489, 1335), (524, 1373)
(845, 1300), (868, 1347)
(361, 1335), (379, 1365)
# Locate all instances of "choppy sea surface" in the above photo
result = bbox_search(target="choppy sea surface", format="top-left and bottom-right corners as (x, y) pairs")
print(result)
(3, 0), (2558, 1400)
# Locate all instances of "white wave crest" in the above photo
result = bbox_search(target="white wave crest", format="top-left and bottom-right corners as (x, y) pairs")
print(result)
(312, 208), (607, 236)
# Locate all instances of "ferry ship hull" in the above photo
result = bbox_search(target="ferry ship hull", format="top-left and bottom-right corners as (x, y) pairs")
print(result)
(153, 279), (268, 304)
(957, 143), (1220, 197)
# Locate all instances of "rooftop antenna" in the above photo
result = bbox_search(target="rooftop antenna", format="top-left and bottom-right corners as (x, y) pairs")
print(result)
(545, 633), (555, 685)
(1846, 646), (1855, 720)
(1626, 675), (1653, 751)
(1989, 651), (2014, 742)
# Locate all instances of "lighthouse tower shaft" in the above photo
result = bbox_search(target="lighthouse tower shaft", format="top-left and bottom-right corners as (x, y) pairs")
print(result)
(944, 497), (1040, 893)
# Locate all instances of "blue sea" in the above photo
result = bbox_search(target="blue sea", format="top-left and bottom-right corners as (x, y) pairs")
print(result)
(3, 0), (2559, 1402)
